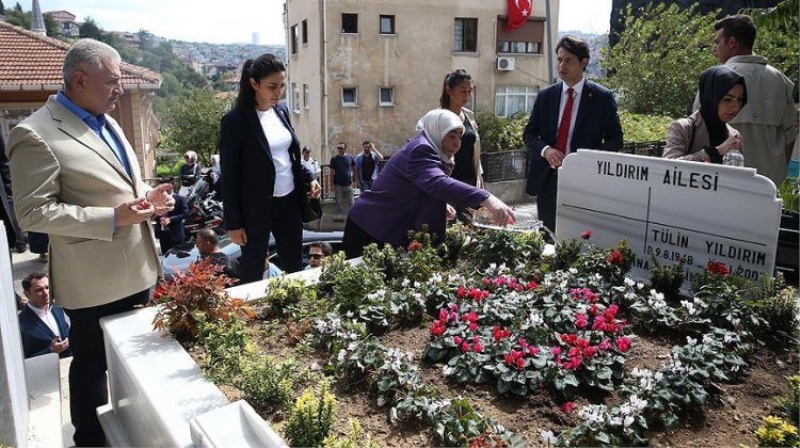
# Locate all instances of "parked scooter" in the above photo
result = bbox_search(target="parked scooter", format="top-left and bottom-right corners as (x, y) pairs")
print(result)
(183, 169), (224, 236)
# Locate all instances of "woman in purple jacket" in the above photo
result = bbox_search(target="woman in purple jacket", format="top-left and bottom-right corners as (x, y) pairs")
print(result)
(343, 109), (514, 258)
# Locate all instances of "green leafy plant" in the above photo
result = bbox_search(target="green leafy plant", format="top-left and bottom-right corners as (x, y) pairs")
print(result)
(462, 227), (544, 270)
(778, 375), (800, 427)
(756, 415), (800, 447)
(648, 256), (685, 303)
(779, 177), (799, 213)
(284, 381), (337, 448)
(322, 418), (379, 448)
(152, 257), (252, 341)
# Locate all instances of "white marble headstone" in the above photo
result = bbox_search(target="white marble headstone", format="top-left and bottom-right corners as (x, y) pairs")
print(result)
(0, 223), (28, 448)
(557, 150), (782, 288)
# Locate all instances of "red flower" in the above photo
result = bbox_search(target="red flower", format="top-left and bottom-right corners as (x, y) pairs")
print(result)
(515, 357), (525, 371)
(581, 230), (592, 240)
(561, 401), (576, 413)
(153, 286), (166, 300)
(408, 241), (422, 251)
(525, 280), (539, 290)
(456, 285), (467, 299)
(431, 320), (446, 336)
(461, 342), (471, 352)
(473, 341), (484, 353)
(575, 313), (589, 329)
(454, 336), (463, 345)
(707, 260), (729, 276)
(492, 326), (511, 342)
(468, 322), (478, 332)
(607, 250), (624, 266)
(616, 336), (631, 353)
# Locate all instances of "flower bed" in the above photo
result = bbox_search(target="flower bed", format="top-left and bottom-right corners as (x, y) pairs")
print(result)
(160, 225), (799, 447)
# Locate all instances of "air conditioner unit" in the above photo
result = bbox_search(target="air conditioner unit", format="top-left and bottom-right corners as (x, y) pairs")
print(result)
(496, 56), (515, 71)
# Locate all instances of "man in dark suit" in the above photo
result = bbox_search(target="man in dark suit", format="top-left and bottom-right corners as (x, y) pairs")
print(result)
(524, 35), (623, 232)
(18, 272), (72, 359)
(0, 134), (25, 254)
(155, 192), (188, 254)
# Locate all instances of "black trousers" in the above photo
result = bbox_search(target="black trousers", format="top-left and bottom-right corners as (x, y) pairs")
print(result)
(64, 289), (150, 447)
(536, 172), (558, 233)
(342, 217), (382, 259)
(238, 192), (303, 283)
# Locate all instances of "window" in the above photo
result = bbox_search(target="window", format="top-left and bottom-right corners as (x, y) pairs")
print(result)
(342, 13), (358, 33)
(495, 86), (539, 117)
(291, 82), (301, 113)
(453, 18), (478, 52)
(380, 15), (395, 34)
(301, 19), (308, 44)
(379, 87), (394, 106)
(303, 84), (310, 109)
(342, 87), (358, 107)
(496, 18), (544, 54)
(290, 25), (299, 54)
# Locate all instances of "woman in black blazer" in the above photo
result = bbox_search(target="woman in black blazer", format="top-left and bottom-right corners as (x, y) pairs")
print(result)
(219, 53), (321, 283)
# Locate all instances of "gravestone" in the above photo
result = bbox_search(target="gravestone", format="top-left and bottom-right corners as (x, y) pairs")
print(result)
(0, 223), (28, 448)
(557, 150), (782, 289)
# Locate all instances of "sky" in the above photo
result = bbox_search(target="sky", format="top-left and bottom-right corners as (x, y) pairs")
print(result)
(33, 0), (612, 45)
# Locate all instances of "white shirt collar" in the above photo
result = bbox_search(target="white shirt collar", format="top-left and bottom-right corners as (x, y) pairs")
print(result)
(562, 77), (586, 96)
(27, 302), (50, 319)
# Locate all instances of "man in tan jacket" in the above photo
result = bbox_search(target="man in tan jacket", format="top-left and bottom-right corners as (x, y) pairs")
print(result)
(6, 39), (173, 446)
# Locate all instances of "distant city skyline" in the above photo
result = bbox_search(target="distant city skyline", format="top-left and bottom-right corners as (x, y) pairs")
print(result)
(31, 0), (612, 44)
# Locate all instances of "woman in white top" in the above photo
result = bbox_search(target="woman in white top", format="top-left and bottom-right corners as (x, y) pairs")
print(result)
(219, 53), (321, 283)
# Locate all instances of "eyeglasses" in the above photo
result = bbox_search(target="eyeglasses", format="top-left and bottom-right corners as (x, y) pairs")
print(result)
(308, 253), (323, 259)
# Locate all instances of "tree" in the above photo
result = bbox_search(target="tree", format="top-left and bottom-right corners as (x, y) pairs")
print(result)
(602, 3), (717, 117)
(159, 88), (231, 165)
(0, 1), (5, 14)
(79, 17), (104, 40)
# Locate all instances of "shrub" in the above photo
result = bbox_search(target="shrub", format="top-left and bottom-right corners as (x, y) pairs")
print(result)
(322, 418), (379, 448)
(474, 111), (527, 152)
(461, 227), (544, 270)
(618, 109), (675, 144)
(779, 375), (800, 427)
(152, 257), (252, 341)
(779, 177), (799, 213)
(648, 256), (685, 303)
(750, 286), (799, 345)
(756, 416), (799, 447)
(284, 381), (337, 448)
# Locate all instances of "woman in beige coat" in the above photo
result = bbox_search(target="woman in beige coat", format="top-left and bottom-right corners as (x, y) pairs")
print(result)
(663, 66), (747, 163)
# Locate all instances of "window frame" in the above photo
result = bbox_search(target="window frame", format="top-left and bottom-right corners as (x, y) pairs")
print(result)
(342, 13), (358, 34)
(301, 19), (308, 45)
(495, 85), (539, 117)
(378, 86), (395, 107)
(453, 17), (478, 53)
(342, 86), (358, 107)
(290, 24), (299, 55)
(379, 15), (396, 35)
(303, 83), (310, 110)
(291, 82), (301, 114)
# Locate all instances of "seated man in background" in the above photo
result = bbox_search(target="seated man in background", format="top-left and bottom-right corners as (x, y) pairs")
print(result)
(304, 241), (333, 270)
(263, 247), (284, 279)
(195, 228), (240, 282)
(18, 272), (71, 359)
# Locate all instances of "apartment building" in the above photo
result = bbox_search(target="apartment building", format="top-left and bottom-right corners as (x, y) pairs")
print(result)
(285, 0), (559, 159)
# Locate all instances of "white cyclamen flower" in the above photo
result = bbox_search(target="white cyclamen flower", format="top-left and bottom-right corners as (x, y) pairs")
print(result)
(540, 430), (557, 444)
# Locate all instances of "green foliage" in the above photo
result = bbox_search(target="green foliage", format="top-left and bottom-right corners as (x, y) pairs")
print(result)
(756, 415), (800, 447)
(474, 111), (528, 152)
(261, 277), (315, 318)
(155, 159), (182, 179)
(318, 252), (385, 314)
(159, 88), (231, 165)
(754, 21), (800, 101)
(618, 109), (675, 143)
(779, 178), (799, 213)
(779, 375), (800, 427)
(151, 257), (251, 341)
(238, 355), (308, 411)
(461, 227), (544, 270)
(603, 3), (717, 117)
(750, 286), (799, 345)
(648, 256), (685, 303)
(284, 381), (337, 448)
(322, 418), (379, 448)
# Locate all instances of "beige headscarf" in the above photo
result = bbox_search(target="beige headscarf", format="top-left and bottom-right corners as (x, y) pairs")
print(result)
(415, 109), (465, 165)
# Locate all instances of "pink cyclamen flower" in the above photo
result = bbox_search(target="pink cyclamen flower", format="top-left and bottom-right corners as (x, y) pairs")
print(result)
(616, 336), (631, 353)
(561, 401), (576, 413)
(581, 230), (592, 240)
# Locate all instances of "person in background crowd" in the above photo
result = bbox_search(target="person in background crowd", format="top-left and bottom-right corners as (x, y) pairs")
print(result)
(664, 66), (746, 163)
(28, 232), (49, 262)
(209, 154), (222, 196)
(301, 146), (321, 177)
(354, 141), (384, 191)
(440, 69), (485, 223)
(343, 109), (515, 258)
(219, 53), (321, 283)
(179, 150), (202, 196)
(18, 272), (72, 359)
(262, 246), (284, 279)
(6, 39), (174, 446)
(304, 241), (332, 270)
(0, 134), (26, 254)
(329, 142), (356, 215)
(709, 14), (797, 185)
(155, 188), (188, 255)
(523, 35), (623, 232)
(195, 228), (240, 281)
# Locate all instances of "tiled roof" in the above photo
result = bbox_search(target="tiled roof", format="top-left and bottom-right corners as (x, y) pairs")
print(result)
(0, 21), (161, 91)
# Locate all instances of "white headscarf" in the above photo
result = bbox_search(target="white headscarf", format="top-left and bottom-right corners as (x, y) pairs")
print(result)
(415, 109), (464, 165)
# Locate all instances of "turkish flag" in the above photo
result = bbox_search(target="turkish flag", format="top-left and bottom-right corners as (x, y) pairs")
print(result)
(507, 0), (532, 30)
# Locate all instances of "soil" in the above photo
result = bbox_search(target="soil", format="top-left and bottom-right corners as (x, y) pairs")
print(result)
(192, 318), (797, 447)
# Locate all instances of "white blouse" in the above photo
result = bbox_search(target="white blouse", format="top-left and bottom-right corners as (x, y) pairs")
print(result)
(256, 108), (295, 197)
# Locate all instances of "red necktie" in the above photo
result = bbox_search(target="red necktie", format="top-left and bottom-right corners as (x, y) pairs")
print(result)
(555, 87), (575, 155)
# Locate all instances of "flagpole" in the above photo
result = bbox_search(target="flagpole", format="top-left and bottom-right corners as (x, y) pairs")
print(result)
(544, 0), (554, 83)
